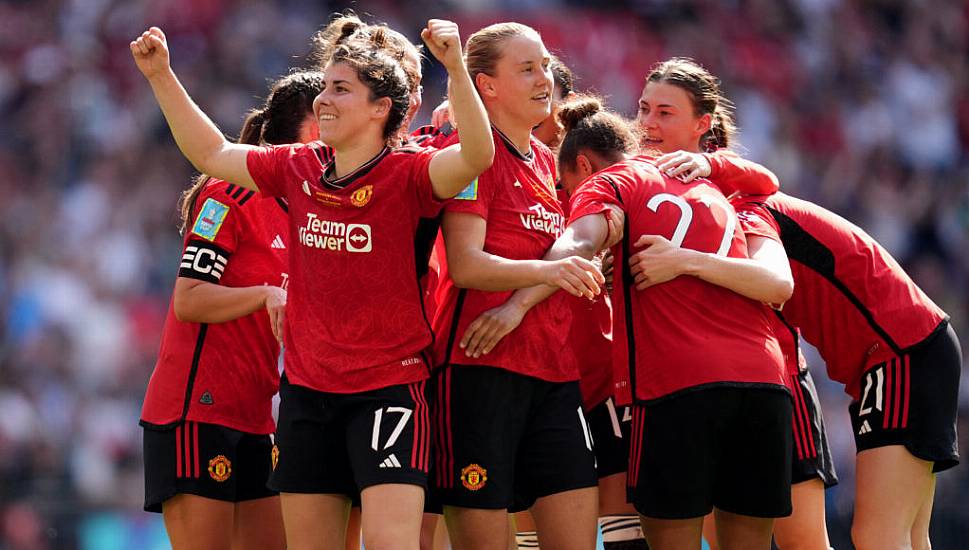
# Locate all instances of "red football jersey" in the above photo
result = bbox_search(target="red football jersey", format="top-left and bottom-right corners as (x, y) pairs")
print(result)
(733, 199), (804, 380)
(432, 129), (576, 382)
(733, 192), (948, 400)
(704, 149), (780, 196)
(247, 142), (442, 393)
(557, 188), (614, 410)
(570, 156), (786, 403)
(141, 179), (288, 434)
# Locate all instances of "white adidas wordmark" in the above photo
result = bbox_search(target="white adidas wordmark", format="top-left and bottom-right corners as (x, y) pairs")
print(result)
(379, 454), (402, 468)
(858, 420), (872, 435)
(271, 235), (285, 249)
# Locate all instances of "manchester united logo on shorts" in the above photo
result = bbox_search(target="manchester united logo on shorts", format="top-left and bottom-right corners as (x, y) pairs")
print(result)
(460, 463), (487, 491)
(350, 185), (373, 207)
(208, 455), (232, 482)
(271, 445), (279, 471)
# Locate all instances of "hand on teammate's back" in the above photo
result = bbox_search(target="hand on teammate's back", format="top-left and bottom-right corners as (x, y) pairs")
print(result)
(656, 150), (712, 183)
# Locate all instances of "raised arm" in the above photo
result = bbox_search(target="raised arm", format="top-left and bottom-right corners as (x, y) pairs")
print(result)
(421, 20), (493, 198)
(131, 27), (258, 189)
(628, 233), (793, 305)
(442, 212), (603, 296)
(458, 211), (615, 358)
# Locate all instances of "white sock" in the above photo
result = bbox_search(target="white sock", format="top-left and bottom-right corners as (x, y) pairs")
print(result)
(599, 515), (645, 543)
(516, 530), (539, 548)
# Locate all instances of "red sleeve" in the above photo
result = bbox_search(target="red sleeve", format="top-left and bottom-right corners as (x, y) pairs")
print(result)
(568, 175), (622, 228)
(245, 143), (308, 198)
(703, 150), (779, 196)
(733, 198), (781, 243)
(443, 163), (495, 221)
(405, 147), (444, 217)
(180, 181), (242, 283)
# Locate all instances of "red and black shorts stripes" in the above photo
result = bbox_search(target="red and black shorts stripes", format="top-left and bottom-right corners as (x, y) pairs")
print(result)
(849, 321), (961, 472)
(627, 385), (793, 519)
(431, 365), (597, 511)
(142, 421), (277, 513)
(789, 370), (838, 486)
(269, 373), (430, 499)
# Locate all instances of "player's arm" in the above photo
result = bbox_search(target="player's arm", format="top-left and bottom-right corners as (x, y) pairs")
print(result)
(422, 20), (494, 198)
(173, 279), (286, 342)
(656, 149), (779, 195)
(459, 211), (614, 358)
(131, 27), (258, 190)
(442, 212), (603, 297)
(629, 233), (793, 305)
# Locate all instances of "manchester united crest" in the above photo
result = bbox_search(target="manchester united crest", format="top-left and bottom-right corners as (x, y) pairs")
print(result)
(460, 463), (487, 491)
(350, 185), (373, 207)
(208, 455), (232, 482)
(271, 445), (279, 471)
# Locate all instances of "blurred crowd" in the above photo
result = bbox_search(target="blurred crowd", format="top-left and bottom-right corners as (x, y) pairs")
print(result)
(0, 0), (967, 547)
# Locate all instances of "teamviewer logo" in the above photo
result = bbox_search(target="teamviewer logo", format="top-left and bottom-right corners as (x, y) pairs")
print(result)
(346, 224), (372, 253)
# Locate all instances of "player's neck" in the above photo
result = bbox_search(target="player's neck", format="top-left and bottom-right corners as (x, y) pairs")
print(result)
(331, 138), (387, 179)
(489, 112), (532, 156)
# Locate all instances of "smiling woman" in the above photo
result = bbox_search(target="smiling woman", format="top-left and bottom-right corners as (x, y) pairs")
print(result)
(130, 17), (494, 550)
(430, 22), (602, 550)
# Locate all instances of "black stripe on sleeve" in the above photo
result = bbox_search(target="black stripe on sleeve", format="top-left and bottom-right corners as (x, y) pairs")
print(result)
(238, 190), (255, 206)
(179, 240), (231, 284)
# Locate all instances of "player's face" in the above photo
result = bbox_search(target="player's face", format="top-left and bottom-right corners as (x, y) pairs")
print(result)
(314, 62), (390, 147)
(489, 34), (554, 129)
(636, 81), (708, 154)
(558, 162), (586, 195)
(531, 84), (566, 148)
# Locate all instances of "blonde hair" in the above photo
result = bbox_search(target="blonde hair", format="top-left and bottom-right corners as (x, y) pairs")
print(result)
(465, 22), (542, 84)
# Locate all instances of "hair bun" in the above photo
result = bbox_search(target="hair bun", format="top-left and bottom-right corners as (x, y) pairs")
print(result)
(336, 17), (364, 43)
(557, 96), (603, 132)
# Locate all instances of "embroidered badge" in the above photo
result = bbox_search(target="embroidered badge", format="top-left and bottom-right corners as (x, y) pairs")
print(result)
(208, 455), (232, 482)
(350, 185), (374, 207)
(460, 463), (488, 491)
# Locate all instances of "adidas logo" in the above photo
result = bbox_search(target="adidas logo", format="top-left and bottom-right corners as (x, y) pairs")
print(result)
(513, 180), (522, 188)
(858, 420), (872, 435)
(379, 454), (402, 469)
(199, 391), (214, 405)
(271, 235), (285, 249)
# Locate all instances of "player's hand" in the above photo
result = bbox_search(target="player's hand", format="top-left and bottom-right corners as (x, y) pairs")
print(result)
(541, 256), (605, 299)
(629, 234), (696, 290)
(264, 286), (287, 344)
(600, 250), (615, 292)
(431, 99), (451, 128)
(459, 300), (528, 358)
(421, 19), (464, 72)
(130, 27), (171, 80)
(656, 150), (711, 183)
(603, 206), (625, 249)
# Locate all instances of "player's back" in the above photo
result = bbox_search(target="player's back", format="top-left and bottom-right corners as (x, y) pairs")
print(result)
(756, 192), (947, 396)
(584, 156), (785, 402)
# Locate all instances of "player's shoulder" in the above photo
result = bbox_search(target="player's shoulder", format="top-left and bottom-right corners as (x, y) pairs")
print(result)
(195, 178), (256, 211)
